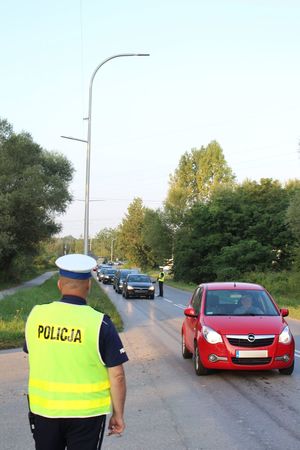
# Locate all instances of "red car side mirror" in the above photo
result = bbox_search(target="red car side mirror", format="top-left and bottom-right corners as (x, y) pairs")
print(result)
(280, 308), (289, 317)
(184, 307), (198, 318)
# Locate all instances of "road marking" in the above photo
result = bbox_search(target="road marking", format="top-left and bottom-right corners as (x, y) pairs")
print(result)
(162, 298), (186, 309)
(295, 350), (300, 358)
(174, 304), (186, 310)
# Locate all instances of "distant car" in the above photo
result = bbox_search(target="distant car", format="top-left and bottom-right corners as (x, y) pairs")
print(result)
(122, 273), (155, 299)
(181, 282), (295, 376)
(102, 268), (117, 284)
(113, 269), (140, 293)
(96, 266), (110, 282)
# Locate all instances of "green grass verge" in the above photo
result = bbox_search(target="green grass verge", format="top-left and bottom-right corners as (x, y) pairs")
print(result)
(165, 271), (300, 320)
(0, 275), (123, 350)
(244, 271), (300, 320)
(165, 279), (196, 292)
(0, 267), (51, 291)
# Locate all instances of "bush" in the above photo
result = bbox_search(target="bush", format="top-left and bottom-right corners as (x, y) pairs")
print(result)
(243, 270), (300, 306)
(216, 266), (242, 281)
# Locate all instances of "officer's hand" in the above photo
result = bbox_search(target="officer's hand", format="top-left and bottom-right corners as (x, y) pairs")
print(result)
(108, 414), (125, 435)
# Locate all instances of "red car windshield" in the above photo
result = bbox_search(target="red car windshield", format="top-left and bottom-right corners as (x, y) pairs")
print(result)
(204, 290), (279, 316)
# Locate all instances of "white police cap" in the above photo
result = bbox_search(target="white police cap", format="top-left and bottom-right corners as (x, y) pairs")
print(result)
(55, 254), (97, 280)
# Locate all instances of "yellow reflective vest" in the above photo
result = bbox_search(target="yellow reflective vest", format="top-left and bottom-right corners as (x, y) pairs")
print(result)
(26, 301), (111, 418)
(158, 272), (165, 282)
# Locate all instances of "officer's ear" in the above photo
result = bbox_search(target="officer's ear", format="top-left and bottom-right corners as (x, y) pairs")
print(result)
(57, 279), (62, 291)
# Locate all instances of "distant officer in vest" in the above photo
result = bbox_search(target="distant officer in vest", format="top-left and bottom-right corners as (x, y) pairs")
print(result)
(24, 253), (128, 450)
(157, 269), (165, 297)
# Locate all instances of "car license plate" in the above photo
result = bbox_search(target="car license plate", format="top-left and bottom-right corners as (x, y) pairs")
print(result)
(236, 350), (268, 358)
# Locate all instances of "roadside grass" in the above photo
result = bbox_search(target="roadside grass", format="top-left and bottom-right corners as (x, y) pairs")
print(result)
(0, 267), (51, 291)
(164, 270), (300, 320)
(244, 271), (300, 320)
(165, 278), (196, 293)
(0, 275), (123, 350)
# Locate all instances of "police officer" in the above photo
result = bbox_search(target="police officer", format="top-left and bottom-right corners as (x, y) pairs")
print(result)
(24, 254), (128, 450)
(157, 269), (165, 297)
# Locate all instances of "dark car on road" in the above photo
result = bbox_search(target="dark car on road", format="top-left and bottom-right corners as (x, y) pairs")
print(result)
(122, 273), (155, 299)
(96, 265), (110, 282)
(102, 268), (117, 284)
(113, 269), (139, 294)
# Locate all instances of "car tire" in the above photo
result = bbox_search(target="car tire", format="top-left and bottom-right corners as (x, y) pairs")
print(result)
(279, 360), (294, 375)
(125, 291), (129, 299)
(194, 341), (209, 376)
(149, 295), (154, 300)
(182, 333), (192, 359)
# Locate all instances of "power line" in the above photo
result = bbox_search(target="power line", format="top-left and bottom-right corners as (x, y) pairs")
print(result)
(73, 198), (163, 203)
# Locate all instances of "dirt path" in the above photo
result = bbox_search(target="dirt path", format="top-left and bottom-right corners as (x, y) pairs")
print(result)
(0, 272), (56, 301)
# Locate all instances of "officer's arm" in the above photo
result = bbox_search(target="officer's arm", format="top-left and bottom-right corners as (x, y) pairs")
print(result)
(107, 364), (126, 434)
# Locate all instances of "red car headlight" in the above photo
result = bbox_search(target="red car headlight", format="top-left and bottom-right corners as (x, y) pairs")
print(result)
(278, 325), (292, 344)
(202, 325), (223, 344)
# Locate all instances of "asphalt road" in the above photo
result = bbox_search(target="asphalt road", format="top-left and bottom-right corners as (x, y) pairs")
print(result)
(1, 278), (300, 449)
(100, 281), (300, 450)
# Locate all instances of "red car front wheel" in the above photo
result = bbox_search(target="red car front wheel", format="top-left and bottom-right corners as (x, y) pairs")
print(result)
(182, 333), (192, 359)
(194, 341), (209, 376)
(279, 360), (294, 375)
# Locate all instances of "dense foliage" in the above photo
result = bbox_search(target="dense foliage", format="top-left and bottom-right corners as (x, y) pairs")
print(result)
(117, 198), (151, 267)
(87, 143), (299, 283)
(93, 228), (117, 261)
(164, 140), (235, 228)
(174, 179), (295, 282)
(0, 119), (73, 279)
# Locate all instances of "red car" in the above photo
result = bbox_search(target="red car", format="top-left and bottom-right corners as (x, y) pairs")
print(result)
(182, 282), (295, 375)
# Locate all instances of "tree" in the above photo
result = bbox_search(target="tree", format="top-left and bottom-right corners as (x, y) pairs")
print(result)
(286, 189), (300, 268)
(173, 179), (294, 283)
(94, 228), (117, 260)
(0, 119), (74, 278)
(286, 191), (300, 242)
(173, 201), (225, 282)
(0, 119), (13, 144)
(117, 198), (150, 267)
(141, 208), (173, 266)
(165, 140), (235, 228)
(35, 236), (77, 268)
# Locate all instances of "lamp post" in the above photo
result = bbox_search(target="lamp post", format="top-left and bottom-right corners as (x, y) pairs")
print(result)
(110, 238), (116, 263)
(83, 53), (150, 254)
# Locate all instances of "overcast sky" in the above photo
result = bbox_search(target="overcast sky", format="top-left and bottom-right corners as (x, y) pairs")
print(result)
(1, 0), (300, 238)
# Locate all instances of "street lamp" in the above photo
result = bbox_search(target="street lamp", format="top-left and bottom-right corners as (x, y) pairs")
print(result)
(110, 238), (116, 263)
(83, 53), (149, 254)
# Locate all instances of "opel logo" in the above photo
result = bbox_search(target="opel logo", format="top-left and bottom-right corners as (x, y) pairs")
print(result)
(248, 334), (255, 342)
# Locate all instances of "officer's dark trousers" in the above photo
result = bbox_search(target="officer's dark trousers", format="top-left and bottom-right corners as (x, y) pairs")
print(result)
(159, 281), (164, 297)
(32, 414), (106, 450)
